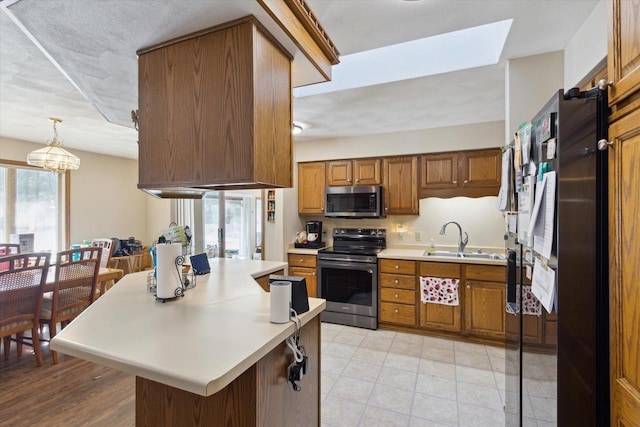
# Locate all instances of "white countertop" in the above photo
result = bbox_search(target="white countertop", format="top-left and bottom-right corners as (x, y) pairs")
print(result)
(287, 247), (323, 255)
(50, 258), (325, 396)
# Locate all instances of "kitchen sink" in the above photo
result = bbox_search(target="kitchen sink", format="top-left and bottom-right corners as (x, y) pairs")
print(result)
(423, 250), (505, 260)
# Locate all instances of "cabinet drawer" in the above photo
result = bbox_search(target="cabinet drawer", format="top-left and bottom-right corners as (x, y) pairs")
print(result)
(380, 302), (416, 326)
(287, 254), (317, 268)
(379, 273), (415, 290)
(379, 259), (416, 275)
(380, 288), (415, 305)
(466, 265), (505, 282)
(419, 262), (460, 278)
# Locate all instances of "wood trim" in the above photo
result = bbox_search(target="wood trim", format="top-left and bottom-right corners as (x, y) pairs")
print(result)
(282, 0), (340, 61)
(607, 0), (640, 106)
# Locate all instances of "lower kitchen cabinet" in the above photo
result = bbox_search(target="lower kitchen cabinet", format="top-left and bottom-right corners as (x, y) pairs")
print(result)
(464, 264), (506, 340)
(254, 269), (285, 292)
(379, 259), (417, 326)
(418, 262), (462, 333)
(287, 254), (318, 298)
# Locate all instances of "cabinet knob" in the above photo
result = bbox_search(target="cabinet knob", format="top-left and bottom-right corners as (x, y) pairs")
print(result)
(348, 179), (352, 182)
(395, 265), (399, 270)
(312, 272), (316, 275)
(453, 180), (457, 184)
(355, 178), (359, 182)
(300, 259), (304, 262)
(597, 139), (614, 151)
(394, 279), (399, 284)
(394, 309), (399, 314)
(385, 207), (388, 212)
(464, 180), (468, 184)
(395, 294), (399, 299)
(467, 285), (470, 289)
(598, 79), (614, 90)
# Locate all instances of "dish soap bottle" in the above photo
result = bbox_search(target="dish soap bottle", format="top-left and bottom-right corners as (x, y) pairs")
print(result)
(428, 239), (436, 254)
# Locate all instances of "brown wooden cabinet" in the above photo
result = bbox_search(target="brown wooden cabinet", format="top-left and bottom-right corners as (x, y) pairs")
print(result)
(608, 0), (640, 109)
(419, 148), (501, 199)
(379, 259), (417, 326)
(137, 17), (293, 198)
(287, 254), (318, 298)
(418, 262), (462, 333)
(254, 269), (286, 292)
(298, 162), (326, 214)
(382, 156), (418, 215)
(326, 158), (381, 186)
(464, 265), (505, 340)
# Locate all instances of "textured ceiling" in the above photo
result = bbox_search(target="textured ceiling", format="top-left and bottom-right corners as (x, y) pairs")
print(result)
(0, 0), (599, 160)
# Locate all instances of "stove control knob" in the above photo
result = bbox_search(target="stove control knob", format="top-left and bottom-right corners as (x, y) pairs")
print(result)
(377, 230), (384, 237)
(370, 230), (376, 236)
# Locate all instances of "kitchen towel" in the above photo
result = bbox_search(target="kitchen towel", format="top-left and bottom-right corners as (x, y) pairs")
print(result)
(420, 276), (459, 306)
(270, 281), (291, 323)
(156, 242), (183, 299)
(505, 285), (542, 316)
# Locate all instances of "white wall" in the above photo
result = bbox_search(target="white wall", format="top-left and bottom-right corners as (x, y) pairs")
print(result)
(0, 136), (156, 246)
(505, 51), (564, 143)
(564, 0), (607, 89)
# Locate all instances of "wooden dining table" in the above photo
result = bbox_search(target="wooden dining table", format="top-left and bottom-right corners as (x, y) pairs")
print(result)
(44, 267), (124, 295)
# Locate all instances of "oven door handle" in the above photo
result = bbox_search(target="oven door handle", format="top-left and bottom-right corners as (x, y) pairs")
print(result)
(318, 260), (376, 272)
(318, 258), (377, 265)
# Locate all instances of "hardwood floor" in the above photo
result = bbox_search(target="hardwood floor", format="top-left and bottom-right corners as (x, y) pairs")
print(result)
(0, 332), (135, 427)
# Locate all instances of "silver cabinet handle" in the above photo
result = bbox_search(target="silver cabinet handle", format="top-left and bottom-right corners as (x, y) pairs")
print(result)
(598, 139), (614, 151)
(598, 79), (614, 90)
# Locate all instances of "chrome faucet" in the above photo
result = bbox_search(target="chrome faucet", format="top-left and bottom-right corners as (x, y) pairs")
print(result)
(439, 221), (469, 253)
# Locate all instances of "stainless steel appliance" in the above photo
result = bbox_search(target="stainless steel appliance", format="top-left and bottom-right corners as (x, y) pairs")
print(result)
(505, 87), (609, 426)
(317, 228), (386, 329)
(324, 186), (383, 218)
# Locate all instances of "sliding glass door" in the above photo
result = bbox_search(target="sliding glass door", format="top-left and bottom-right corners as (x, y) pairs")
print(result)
(202, 190), (262, 259)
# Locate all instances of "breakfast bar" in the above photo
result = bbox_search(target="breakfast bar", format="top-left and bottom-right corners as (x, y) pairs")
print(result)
(50, 258), (325, 426)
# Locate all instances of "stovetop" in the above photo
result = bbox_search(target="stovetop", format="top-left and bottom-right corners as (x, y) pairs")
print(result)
(317, 228), (386, 257)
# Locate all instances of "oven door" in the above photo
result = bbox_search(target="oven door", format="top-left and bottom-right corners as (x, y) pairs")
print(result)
(318, 258), (377, 317)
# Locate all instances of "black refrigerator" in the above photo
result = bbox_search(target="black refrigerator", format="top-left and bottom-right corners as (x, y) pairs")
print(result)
(504, 87), (609, 426)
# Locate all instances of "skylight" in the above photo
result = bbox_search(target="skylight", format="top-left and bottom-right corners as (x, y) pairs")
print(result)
(293, 19), (513, 97)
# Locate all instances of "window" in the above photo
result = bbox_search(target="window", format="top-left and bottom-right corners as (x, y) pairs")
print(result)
(0, 161), (68, 252)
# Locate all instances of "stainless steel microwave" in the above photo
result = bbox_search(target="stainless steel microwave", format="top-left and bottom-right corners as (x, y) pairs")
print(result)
(324, 186), (383, 218)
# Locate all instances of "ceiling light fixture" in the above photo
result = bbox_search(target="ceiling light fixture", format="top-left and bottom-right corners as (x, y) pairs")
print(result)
(292, 123), (304, 135)
(27, 118), (80, 173)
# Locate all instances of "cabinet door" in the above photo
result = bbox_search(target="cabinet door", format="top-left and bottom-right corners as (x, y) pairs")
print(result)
(353, 159), (381, 185)
(382, 156), (418, 215)
(460, 149), (501, 191)
(420, 153), (459, 189)
(298, 162), (326, 214)
(326, 160), (352, 186)
(464, 280), (505, 340)
(289, 266), (318, 298)
(419, 302), (462, 333)
(608, 0), (640, 106)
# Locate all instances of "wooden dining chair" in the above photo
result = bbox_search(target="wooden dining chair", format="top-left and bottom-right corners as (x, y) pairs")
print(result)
(39, 247), (101, 363)
(0, 243), (21, 271)
(0, 252), (51, 367)
(91, 238), (115, 296)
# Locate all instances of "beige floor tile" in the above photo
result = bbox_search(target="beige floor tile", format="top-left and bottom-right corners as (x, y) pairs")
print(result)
(384, 353), (421, 372)
(411, 392), (458, 425)
(359, 405), (410, 427)
(393, 331), (425, 345)
(485, 344), (505, 359)
(322, 371), (340, 394)
(361, 335), (395, 352)
(324, 341), (359, 359)
(456, 381), (502, 411)
(333, 331), (366, 346)
(422, 336), (455, 351)
(457, 402), (504, 426)
(415, 373), (457, 400)
(322, 354), (350, 375)
(368, 383), (415, 414)
(454, 350), (492, 370)
(367, 329), (398, 340)
(352, 346), (389, 365)
(321, 394), (366, 427)
(377, 366), (418, 391)
(418, 359), (456, 380)
(329, 376), (375, 404)
(389, 339), (423, 357)
(455, 365), (496, 387)
(489, 354), (507, 373)
(530, 396), (557, 422)
(409, 416), (455, 427)
(453, 340), (487, 355)
(343, 358), (384, 383)
(421, 345), (455, 363)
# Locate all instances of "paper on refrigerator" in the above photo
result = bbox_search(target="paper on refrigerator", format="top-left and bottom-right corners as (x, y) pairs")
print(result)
(526, 171), (556, 260)
(531, 257), (556, 313)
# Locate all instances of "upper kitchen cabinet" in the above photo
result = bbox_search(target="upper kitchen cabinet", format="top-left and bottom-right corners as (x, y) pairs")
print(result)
(383, 156), (418, 215)
(298, 162), (326, 214)
(327, 159), (381, 186)
(137, 17), (292, 197)
(419, 148), (501, 198)
(607, 0), (640, 111)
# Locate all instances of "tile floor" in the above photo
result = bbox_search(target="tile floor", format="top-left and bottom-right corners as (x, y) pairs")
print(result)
(319, 322), (557, 427)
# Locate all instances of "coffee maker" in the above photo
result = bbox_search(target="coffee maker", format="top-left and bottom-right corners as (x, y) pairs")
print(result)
(295, 221), (323, 248)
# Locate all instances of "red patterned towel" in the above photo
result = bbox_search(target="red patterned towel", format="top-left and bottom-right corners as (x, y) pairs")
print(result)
(505, 285), (542, 316)
(420, 276), (459, 306)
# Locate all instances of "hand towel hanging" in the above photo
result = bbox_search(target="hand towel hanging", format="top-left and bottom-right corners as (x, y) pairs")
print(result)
(420, 276), (459, 306)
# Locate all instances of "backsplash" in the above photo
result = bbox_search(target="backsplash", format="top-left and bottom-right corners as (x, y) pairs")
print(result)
(299, 196), (505, 251)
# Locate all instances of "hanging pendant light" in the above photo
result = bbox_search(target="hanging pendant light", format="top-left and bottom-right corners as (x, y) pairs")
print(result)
(27, 118), (80, 173)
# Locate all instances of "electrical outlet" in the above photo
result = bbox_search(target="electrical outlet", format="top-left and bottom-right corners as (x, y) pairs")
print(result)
(415, 231), (422, 241)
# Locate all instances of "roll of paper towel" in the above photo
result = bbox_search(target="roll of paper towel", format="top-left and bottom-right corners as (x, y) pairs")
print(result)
(270, 281), (291, 323)
(156, 243), (182, 299)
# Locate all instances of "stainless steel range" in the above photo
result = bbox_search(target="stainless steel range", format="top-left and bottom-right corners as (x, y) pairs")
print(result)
(317, 228), (386, 330)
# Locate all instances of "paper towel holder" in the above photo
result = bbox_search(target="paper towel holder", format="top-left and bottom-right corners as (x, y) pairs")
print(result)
(155, 253), (187, 303)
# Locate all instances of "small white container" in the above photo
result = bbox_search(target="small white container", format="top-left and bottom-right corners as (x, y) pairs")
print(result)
(269, 281), (291, 323)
